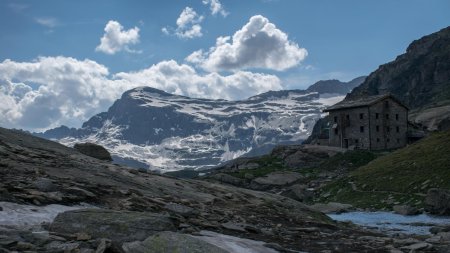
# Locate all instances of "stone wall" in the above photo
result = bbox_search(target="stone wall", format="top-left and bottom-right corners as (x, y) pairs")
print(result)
(328, 107), (370, 149)
(369, 98), (408, 150)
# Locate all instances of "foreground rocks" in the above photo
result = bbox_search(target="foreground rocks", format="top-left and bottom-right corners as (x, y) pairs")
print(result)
(50, 209), (177, 243)
(2, 127), (450, 252)
(122, 231), (228, 253)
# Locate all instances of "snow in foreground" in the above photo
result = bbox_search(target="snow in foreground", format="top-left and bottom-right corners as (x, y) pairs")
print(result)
(329, 211), (450, 235)
(0, 201), (92, 228)
(194, 230), (284, 253)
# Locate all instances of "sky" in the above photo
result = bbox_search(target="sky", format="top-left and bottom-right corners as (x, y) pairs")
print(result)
(1, 0), (449, 132)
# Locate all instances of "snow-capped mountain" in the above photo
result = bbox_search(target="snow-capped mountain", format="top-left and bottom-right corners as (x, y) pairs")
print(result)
(37, 77), (365, 171)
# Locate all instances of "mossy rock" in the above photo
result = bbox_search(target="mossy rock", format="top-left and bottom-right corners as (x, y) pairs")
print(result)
(122, 232), (228, 253)
(50, 209), (176, 243)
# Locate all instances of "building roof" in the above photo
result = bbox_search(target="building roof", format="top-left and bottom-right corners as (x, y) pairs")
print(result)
(323, 94), (409, 112)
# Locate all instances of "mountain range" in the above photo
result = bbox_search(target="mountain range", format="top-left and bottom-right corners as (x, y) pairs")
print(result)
(36, 77), (365, 171)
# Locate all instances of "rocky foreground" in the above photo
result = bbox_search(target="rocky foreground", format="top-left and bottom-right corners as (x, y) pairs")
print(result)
(0, 127), (449, 253)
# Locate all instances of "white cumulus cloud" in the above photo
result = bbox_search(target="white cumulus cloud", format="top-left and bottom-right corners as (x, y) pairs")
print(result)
(0, 57), (281, 132)
(0, 57), (127, 131)
(186, 15), (308, 72)
(202, 0), (228, 17)
(114, 60), (281, 100)
(96, 20), (140, 54)
(163, 7), (204, 39)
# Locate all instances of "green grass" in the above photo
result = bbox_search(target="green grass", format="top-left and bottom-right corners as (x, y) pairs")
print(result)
(226, 149), (379, 180)
(316, 150), (380, 171)
(318, 130), (450, 209)
(227, 155), (287, 179)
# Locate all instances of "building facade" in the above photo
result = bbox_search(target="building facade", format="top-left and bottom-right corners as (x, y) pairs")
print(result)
(323, 94), (408, 150)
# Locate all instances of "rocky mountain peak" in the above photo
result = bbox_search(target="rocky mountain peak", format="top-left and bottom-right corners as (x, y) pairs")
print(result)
(306, 76), (366, 94)
(123, 86), (179, 100)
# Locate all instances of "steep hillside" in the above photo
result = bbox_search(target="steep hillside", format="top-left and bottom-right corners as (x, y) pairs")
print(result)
(318, 129), (450, 209)
(347, 26), (450, 110)
(307, 27), (450, 143)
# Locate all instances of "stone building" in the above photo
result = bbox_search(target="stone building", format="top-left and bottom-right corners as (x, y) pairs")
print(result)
(323, 94), (408, 150)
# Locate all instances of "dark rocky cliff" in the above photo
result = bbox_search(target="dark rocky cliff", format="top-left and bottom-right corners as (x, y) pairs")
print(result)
(346, 26), (450, 110)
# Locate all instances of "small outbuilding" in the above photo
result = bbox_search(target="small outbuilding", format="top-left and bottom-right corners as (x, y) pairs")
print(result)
(323, 94), (408, 150)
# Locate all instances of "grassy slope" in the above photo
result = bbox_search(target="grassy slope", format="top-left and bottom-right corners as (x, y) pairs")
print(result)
(221, 150), (379, 197)
(226, 155), (288, 178)
(318, 130), (450, 209)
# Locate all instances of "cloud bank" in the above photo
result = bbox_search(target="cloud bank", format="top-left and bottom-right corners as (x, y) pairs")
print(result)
(96, 20), (140, 54)
(0, 57), (281, 131)
(186, 15), (307, 72)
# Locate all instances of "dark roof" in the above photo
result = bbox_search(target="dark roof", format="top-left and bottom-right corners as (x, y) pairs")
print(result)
(323, 94), (409, 112)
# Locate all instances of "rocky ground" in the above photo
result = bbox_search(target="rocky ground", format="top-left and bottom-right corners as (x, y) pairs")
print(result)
(1, 127), (449, 252)
(200, 142), (450, 252)
(201, 145), (370, 204)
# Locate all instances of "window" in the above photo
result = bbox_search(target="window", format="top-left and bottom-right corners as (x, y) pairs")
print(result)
(376, 113), (379, 119)
(334, 128), (338, 135)
(386, 114), (389, 119)
(376, 125), (380, 132)
(387, 138), (390, 142)
(346, 114), (350, 120)
(359, 113), (364, 119)
(396, 126), (400, 133)
(334, 116), (337, 123)
(384, 101), (389, 108)
(355, 139), (359, 144)
(386, 126), (391, 132)
(396, 114), (399, 120)
(360, 126), (364, 133)
(377, 138), (380, 143)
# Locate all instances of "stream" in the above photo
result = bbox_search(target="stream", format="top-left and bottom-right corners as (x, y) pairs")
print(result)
(328, 211), (450, 235)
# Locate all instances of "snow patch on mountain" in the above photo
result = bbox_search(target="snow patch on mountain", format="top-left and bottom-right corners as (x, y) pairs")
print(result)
(49, 88), (343, 171)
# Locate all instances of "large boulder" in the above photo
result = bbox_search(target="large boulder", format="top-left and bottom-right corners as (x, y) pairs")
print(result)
(393, 205), (420, 216)
(122, 232), (228, 253)
(208, 173), (246, 187)
(425, 188), (450, 215)
(50, 209), (176, 243)
(310, 202), (353, 214)
(280, 184), (313, 202)
(73, 142), (112, 161)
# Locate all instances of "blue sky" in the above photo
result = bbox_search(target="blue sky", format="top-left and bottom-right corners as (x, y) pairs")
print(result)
(0, 0), (449, 131)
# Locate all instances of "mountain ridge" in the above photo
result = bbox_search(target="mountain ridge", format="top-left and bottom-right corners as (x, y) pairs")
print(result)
(36, 77), (365, 171)
(346, 26), (450, 110)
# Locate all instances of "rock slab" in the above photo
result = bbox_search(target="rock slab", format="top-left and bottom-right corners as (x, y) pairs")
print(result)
(122, 231), (228, 253)
(50, 209), (176, 243)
